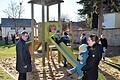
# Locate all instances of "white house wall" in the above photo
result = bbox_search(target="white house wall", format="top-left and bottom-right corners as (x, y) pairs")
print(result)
(1, 27), (31, 38)
(1, 27), (7, 38)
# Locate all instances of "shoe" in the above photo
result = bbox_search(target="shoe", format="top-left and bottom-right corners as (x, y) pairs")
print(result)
(77, 76), (82, 80)
(64, 64), (67, 67)
(103, 57), (105, 60)
(67, 69), (72, 74)
(66, 69), (72, 76)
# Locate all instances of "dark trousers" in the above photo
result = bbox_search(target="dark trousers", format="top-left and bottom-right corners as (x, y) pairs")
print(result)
(63, 56), (67, 66)
(18, 72), (26, 80)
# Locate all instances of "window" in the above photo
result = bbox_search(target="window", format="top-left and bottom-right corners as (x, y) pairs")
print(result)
(11, 27), (15, 30)
(23, 27), (25, 30)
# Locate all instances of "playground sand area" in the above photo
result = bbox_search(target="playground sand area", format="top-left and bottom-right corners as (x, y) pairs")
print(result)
(0, 51), (78, 80)
(0, 48), (120, 80)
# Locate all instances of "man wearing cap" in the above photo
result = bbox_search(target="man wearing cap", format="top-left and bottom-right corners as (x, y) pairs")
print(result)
(16, 31), (32, 80)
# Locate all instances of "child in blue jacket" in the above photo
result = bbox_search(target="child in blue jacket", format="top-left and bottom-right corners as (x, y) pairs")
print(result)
(51, 30), (61, 44)
(67, 44), (88, 79)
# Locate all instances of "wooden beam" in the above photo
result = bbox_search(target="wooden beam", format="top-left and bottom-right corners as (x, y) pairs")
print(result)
(58, 3), (61, 64)
(46, 6), (49, 61)
(47, 6), (49, 22)
(41, 0), (46, 67)
(58, 3), (61, 22)
(28, 0), (64, 6)
(31, 2), (35, 62)
(70, 21), (73, 51)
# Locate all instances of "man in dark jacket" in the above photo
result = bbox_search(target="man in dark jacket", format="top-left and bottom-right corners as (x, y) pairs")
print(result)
(16, 31), (32, 80)
(100, 34), (108, 60)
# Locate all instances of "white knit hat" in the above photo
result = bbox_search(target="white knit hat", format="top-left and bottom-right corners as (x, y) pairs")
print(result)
(79, 44), (88, 52)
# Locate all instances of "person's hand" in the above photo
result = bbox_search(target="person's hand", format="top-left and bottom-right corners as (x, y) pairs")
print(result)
(80, 61), (83, 64)
(78, 55), (83, 60)
(24, 65), (27, 68)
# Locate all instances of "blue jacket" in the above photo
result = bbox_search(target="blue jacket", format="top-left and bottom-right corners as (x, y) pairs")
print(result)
(77, 51), (88, 68)
(16, 39), (32, 73)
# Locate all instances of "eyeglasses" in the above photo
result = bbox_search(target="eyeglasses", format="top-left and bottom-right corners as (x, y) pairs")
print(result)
(24, 35), (29, 38)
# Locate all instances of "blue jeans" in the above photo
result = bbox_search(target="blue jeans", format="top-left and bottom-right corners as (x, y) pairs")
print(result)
(69, 62), (83, 77)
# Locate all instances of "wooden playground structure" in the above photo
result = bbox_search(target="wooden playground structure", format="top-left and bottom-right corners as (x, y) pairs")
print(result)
(27, 0), (106, 80)
(28, 0), (64, 66)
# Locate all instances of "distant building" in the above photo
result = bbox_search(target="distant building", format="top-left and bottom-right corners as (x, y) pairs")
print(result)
(0, 18), (35, 39)
(103, 13), (120, 28)
(71, 21), (87, 30)
(62, 21), (87, 31)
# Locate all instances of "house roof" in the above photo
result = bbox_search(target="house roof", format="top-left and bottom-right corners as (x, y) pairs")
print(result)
(72, 21), (87, 29)
(0, 18), (35, 27)
(28, 0), (64, 6)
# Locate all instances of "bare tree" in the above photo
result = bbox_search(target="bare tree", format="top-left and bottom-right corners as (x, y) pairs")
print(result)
(61, 14), (70, 22)
(3, 1), (24, 18)
(3, 0), (24, 33)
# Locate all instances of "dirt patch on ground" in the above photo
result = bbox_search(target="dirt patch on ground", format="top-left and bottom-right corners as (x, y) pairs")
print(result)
(0, 52), (78, 80)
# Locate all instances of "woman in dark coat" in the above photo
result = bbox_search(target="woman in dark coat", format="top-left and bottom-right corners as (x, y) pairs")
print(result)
(82, 34), (103, 80)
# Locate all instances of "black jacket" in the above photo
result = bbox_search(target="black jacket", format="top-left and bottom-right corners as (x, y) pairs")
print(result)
(100, 38), (108, 49)
(16, 39), (32, 73)
(82, 43), (102, 80)
(61, 35), (70, 45)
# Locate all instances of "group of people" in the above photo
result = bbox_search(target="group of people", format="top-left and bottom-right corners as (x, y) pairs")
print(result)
(67, 33), (108, 80)
(52, 31), (108, 80)
(4, 33), (20, 45)
(16, 30), (108, 80)
(16, 30), (71, 80)
(52, 30), (70, 67)
(80, 33), (108, 60)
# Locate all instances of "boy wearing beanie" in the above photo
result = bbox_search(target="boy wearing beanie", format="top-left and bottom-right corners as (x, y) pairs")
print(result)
(67, 44), (88, 79)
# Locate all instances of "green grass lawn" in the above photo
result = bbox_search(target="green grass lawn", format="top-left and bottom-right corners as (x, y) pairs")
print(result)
(0, 40), (16, 58)
(0, 40), (16, 79)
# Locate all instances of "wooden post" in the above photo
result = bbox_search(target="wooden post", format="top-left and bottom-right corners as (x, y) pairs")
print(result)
(42, 1), (46, 67)
(58, 50), (61, 64)
(58, 2), (61, 64)
(31, 2), (35, 62)
(46, 5), (50, 60)
(38, 23), (41, 42)
(70, 21), (73, 51)
(47, 6), (49, 22)
(47, 46), (50, 61)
